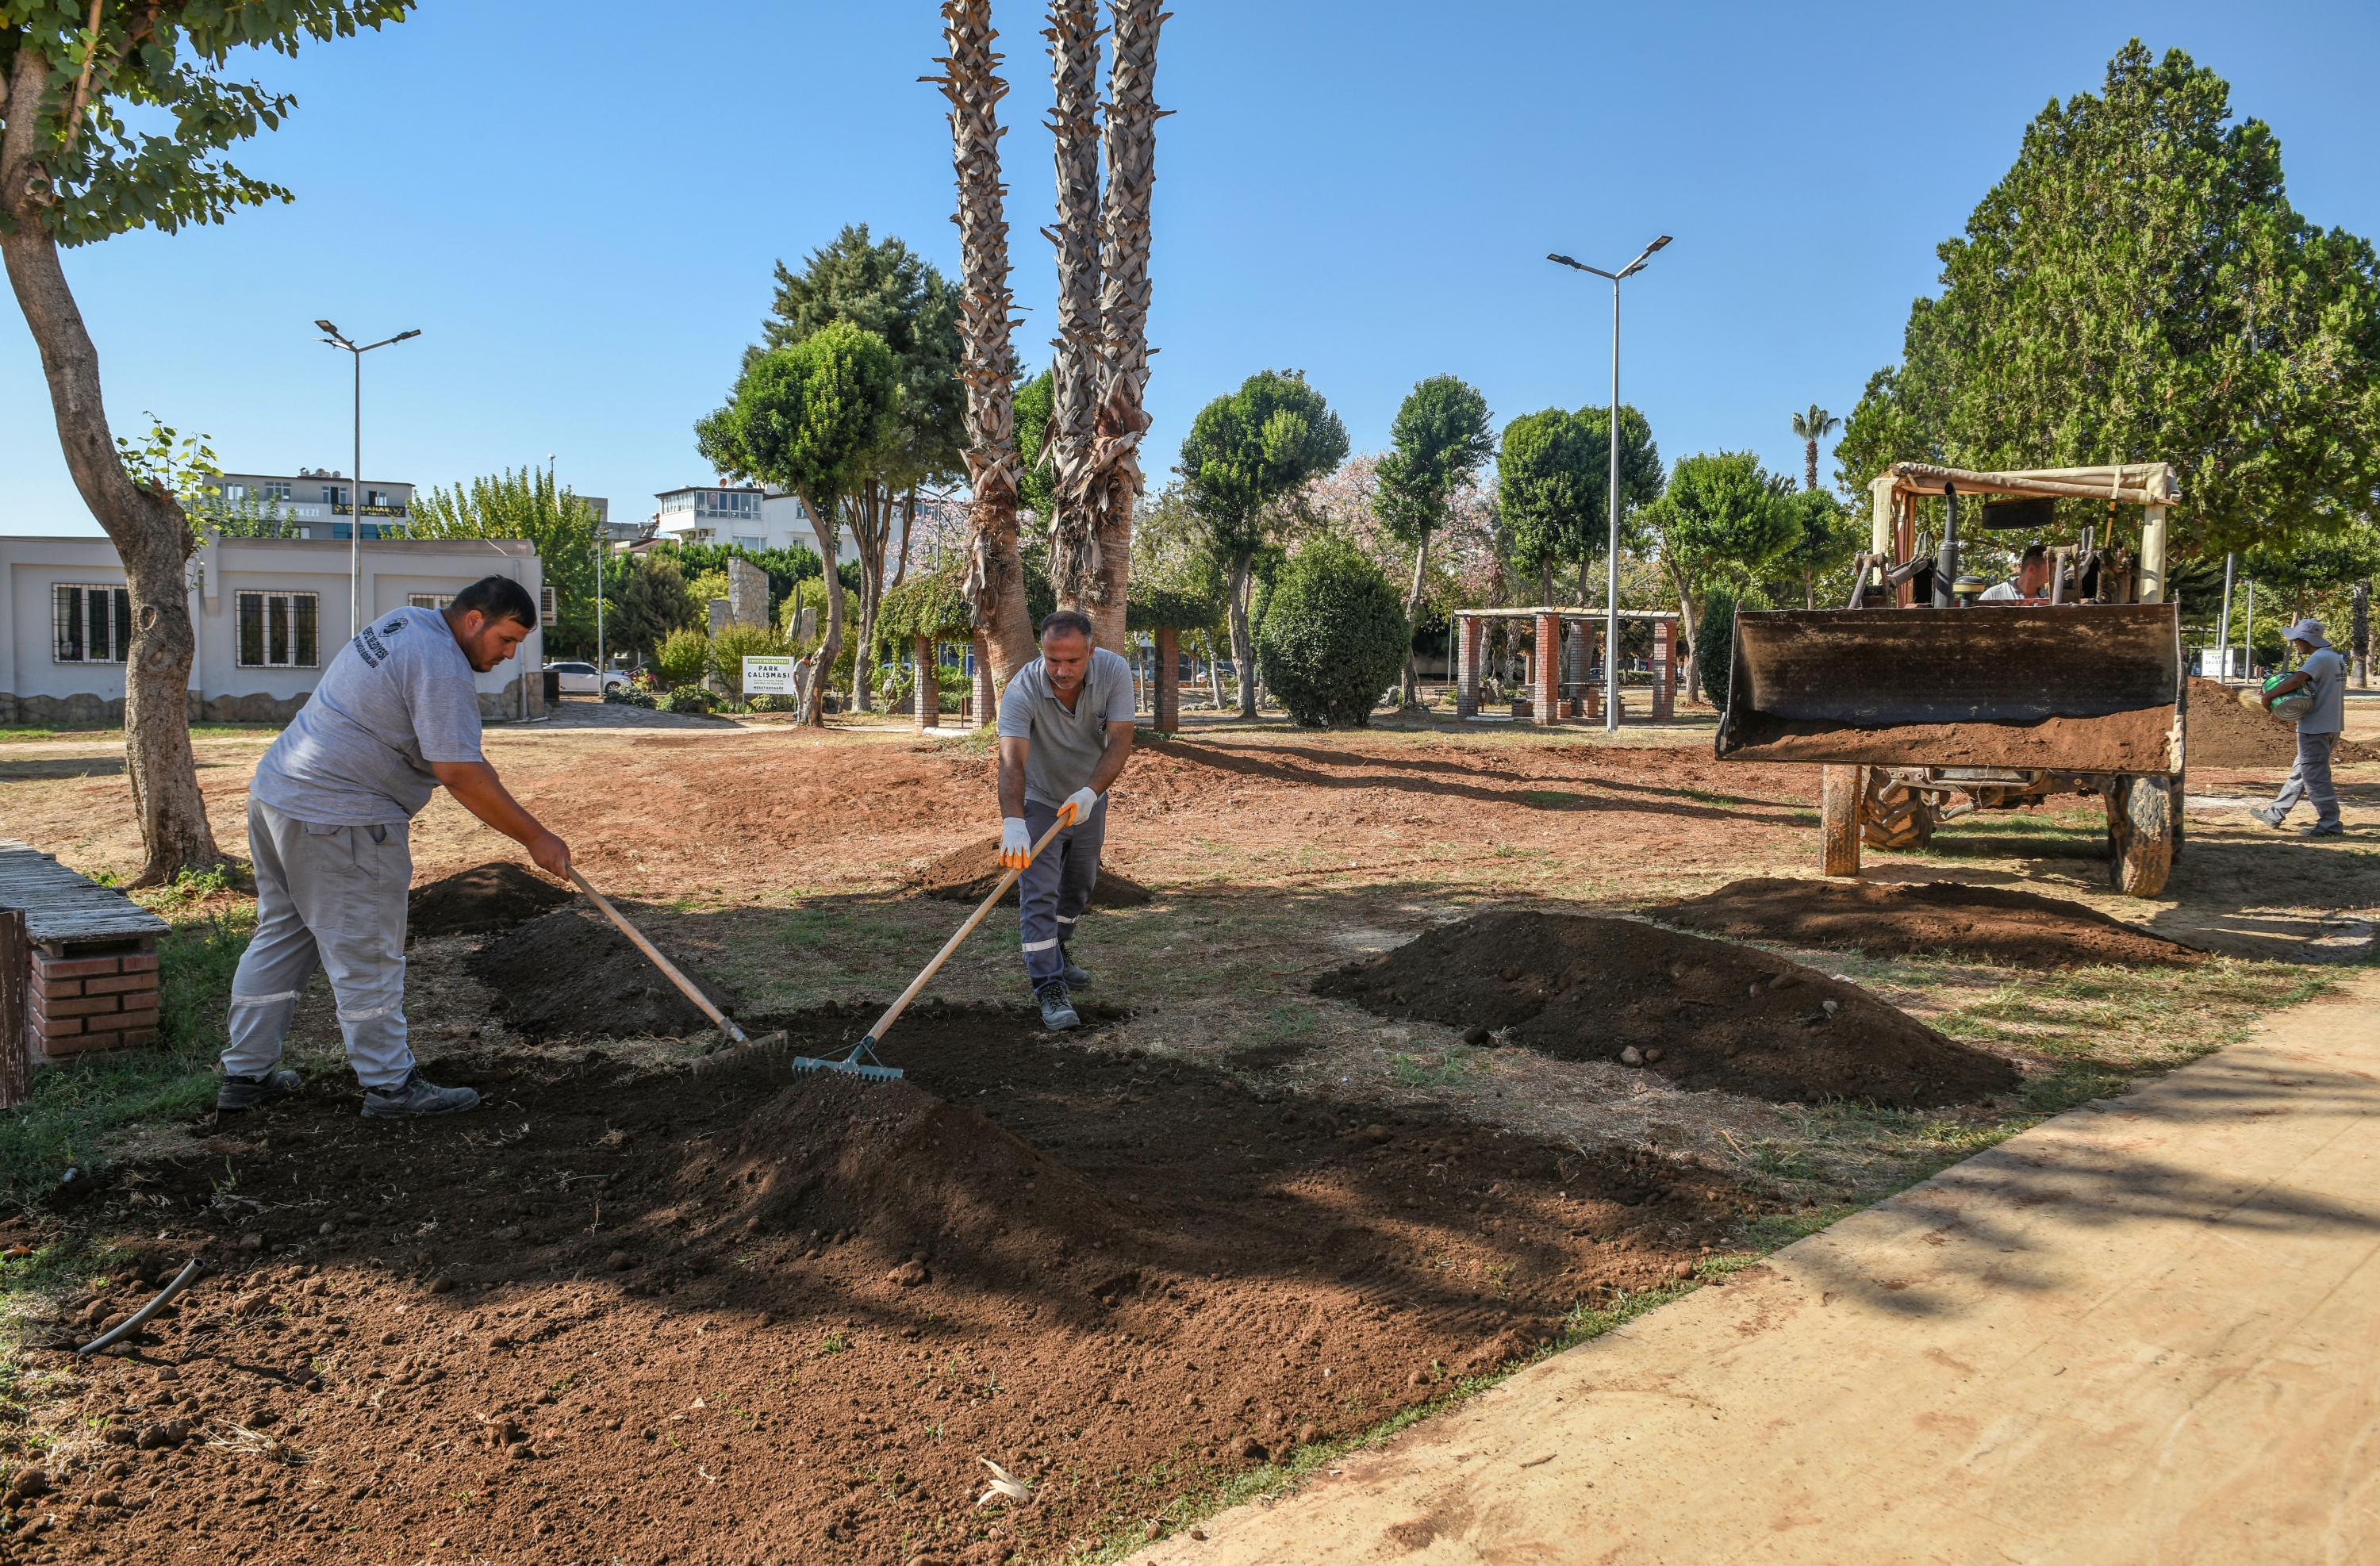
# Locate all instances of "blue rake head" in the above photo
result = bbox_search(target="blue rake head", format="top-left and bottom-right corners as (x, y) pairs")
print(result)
(789, 1034), (905, 1083)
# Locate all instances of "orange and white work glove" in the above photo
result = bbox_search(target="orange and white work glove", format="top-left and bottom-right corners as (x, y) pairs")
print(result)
(1058, 786), (1100, 827)
(999, 817), (1032, 870)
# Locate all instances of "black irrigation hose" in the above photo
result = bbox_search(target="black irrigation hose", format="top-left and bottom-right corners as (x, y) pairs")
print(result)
(76, 1257), (205, 1357)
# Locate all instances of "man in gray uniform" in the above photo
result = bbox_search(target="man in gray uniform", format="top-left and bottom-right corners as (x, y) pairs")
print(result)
(2255, 617), (2347, 838)
(996, 609), (1138, 1030)
(221, 576), (573, 1115)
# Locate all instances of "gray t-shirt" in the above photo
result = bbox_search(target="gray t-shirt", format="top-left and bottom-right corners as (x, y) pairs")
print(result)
(996, 647), (1136, 806)
(251, 606), (485, 826)
(2297, 646), (2347, 735)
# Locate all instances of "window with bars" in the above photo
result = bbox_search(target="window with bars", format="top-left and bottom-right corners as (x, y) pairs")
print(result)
(52, 584), (132, 663)
(235, 590), (321, 669)
(406, 592), (453, 611)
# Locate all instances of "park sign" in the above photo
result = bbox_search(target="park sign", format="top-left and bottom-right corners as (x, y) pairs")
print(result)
(743, 655), (798, 695)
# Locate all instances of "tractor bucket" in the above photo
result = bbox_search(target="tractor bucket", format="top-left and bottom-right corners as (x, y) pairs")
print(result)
(1715, 603), (2184, 775)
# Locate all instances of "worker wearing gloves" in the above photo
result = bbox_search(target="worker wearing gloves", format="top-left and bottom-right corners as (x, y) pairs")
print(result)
(996, 608), (1137, 1031)
(2255, 618), (2347, 838)
(220, 576), (572, 1116)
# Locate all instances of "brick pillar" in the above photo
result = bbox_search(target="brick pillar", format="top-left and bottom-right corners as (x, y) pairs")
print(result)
(1154, 626), (1180, 734)
(971, 633), (996, 727)
(1533, 612), (1560, 725)
(913, 636), (939, 731)
(1652, 618), (1677, 720)
(29, 940), (160, 1061)
(1456, 616), (1482, 718)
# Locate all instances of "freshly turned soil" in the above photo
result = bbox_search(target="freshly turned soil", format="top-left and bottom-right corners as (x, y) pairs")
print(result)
(912, 838), (1155, 907)
(2185, 677), (2376, 768)
(1724, 704), (2178, 773)
(1316, 912), (2018, 1107)
(26, 1007), (1755, 1564)
(407, 860), (575, 939)
(1645, 877), (2202, 969)
(466, 906), (739, 1038)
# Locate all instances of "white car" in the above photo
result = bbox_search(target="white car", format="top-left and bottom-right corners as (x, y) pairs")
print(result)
(546, 661), (630, 695)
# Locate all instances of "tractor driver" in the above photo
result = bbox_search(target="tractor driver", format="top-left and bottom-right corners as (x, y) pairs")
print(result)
(1979, 543), (2054, 603)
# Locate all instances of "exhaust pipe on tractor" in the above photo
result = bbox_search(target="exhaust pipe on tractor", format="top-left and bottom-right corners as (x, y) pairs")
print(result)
(1932, 483), (1960, 609)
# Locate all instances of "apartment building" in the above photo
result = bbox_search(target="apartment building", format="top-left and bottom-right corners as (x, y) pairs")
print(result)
(204, 467), (416, 539)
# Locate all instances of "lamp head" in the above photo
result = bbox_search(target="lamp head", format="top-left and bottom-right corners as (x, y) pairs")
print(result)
(393, 328), (422, 343)
(314, 319), (339, 336)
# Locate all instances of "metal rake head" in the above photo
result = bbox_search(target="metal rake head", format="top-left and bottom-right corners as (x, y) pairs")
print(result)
(790, 1034), (905, 1083)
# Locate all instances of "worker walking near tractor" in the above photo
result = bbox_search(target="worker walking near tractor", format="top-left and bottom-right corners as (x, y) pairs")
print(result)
(996, 609), (1138, 1032)
(219, 576), (573, 1116)
(2255, 618), (2347, 838)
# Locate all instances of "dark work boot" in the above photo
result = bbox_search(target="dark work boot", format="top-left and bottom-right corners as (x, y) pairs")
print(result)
(217, 1068), (301, 1112)
(362, 1069), (481, 1119)
(1059, 946), (1092, 991)
(1035, 981), (1081, 1032)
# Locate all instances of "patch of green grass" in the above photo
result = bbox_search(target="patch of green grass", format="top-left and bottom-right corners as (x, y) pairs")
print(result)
(1518, 789), (1590, 808)
(0, 724), (281, 744)
(1390, 1042), (1484, 1087)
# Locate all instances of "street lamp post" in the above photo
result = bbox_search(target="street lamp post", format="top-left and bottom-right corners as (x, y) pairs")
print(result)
(1549, 237), (1670, 733)
(315, 320), (421, 639)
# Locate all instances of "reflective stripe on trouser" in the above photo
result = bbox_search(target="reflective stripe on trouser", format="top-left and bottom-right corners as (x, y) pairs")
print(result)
(2271, 729), (2341, 827)
(1018, 796), (1106, 985)
(221, 798), (418, 1090)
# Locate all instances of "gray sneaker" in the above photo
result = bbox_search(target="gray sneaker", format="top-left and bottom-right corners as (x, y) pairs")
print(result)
(1059, 948), (1092, 991)
(217, 1068), (301, 1112)
(1035, 981), (1081, 1032)
(362, 1069), (481, 1119)
(2253, 804), (2288, 828)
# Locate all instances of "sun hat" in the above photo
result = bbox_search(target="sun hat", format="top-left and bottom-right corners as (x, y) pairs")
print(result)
(2284, 618), (2328, 647)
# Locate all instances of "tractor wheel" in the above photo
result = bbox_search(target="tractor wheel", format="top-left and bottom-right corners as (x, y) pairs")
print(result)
(2107, 776), (2175, 896)
(1820, 765), (1864, 878)
(1860, 773), (1937, 851)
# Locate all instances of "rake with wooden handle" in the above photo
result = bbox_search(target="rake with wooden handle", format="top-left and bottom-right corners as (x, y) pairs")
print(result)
(793, 816), (1071, 1082)
(567, 868), (783, 1055)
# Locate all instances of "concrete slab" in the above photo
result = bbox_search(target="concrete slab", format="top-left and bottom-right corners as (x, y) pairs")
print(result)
(1147, 971), (2380, 1564)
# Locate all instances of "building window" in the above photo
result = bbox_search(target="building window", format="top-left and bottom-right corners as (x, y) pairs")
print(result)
(52, 583), (132, 663)
(219, 482), (248, 501)
(731, 534), (766, 551)
(406, 592), (453, 611)
(261, 481), (292, 501)
(235, 590), (321, 669)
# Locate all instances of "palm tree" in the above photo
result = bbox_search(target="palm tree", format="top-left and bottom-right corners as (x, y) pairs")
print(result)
(1044, 0), (1104, 624)
(1084, 0), (1166, 651)
(1791, 404), (1839, 493)
(928, 0), (1036, 683)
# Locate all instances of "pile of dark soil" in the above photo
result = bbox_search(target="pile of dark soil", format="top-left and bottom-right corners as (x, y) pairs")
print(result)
(406, 860), (575, 939)
(911, 838), (1155, 906)
(465, 906), (738, 1038)
(24, 1006), (1758, 1564)
(1318, 912), (2018, 1107)
(2186, 677), (2376, 768)
(1726, 705), (2176, 772)
(1647, 877), (2202, 969)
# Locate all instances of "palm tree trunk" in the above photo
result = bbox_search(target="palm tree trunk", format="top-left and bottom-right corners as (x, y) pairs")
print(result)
(1044, 0), (1103, 619)
(1805, 439), (1819, 493)
(932, 0), (1038, 685)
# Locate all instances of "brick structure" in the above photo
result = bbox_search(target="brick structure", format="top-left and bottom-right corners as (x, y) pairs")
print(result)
(1154, 627), (1180, 734)
(1455, 617), (1484, 718)
(0, 840), (169, 1069)
(1532, 612), (1562, 726)
(914, 635), (940, 731)
(971, 633), (996, 731)
(1651, 618), (1678, 720)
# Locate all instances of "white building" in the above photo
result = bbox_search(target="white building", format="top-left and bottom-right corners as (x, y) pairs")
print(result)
(2, 532), (546, 727)
(650, 484), (835, 565)
(202, 467), (416, 539)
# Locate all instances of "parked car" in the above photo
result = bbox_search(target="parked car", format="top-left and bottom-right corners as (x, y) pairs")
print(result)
(545, 661), (630, 695)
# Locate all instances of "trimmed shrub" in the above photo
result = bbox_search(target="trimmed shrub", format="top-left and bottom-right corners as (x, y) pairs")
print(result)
(657, 685), (719, 716)
(1694, 586), (1740, 711)
(743, 693), (800, 714)
(1255, 536), (1409, 727)
(603, 684), (658, 709)
(655, 627), (712, 689)
(711, 624), (789, 699)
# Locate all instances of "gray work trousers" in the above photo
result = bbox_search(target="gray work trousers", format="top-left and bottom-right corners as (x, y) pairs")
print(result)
(1018, 795), (1106, 986)
(221, 798), (416, 1089)
(2271, 730), (2341, 828)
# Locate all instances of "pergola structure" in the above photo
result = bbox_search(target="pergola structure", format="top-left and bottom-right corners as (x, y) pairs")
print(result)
(1449, 607), (1680, 725)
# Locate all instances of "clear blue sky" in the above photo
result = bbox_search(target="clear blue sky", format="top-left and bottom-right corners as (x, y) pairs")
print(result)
(5, 0), (2377, 536)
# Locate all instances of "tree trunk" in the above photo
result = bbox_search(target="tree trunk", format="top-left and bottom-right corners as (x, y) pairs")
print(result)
(1538, 562), (1554, 608)
(800, 496), (844, 726)
(1227, 553), (1257, 720)
(1664, 551), (1702, 704)
(891, 484), (917, 592)
(931, 0), (1039, 685)
(1043, 0), (1103, 619)
(1203, 631), (1226, 710)
(1, 152), (223, 885)
(1805, 439), (1819, 493)
(2352, 578), (2371, 688)
(1400, 529), (1433, 707)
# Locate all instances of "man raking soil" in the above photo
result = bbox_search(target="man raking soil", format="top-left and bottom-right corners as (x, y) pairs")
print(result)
(997, 609), (1138, 1031)
(219, 577), (571, 1118)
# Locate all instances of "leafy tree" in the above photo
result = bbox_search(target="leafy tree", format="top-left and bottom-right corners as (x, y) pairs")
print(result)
(1256, 536), (1408, 727)
(1768, 486), (1863, 608)
(1177, 370), (1349, 716)
(748, 225), (963, 709)
(1012, 367), (1057, 520)
(1496, 409), (1599, 603)
(608, 554), (701, 666)
(408, 467), (602, 654)
(662, 539), (823, 618)
(698, 322), (899, 723)
(654, 627), (712, 688)
(1645, 451), (1796, 698)
(1789, 405), (1839, 493)
(1376, 376), (1493, 705)
(1695, 585), (1746, 712)
(1574, 402), (1663, 600)
(2244, 519), (2380, 624)
(685, 570), (731, 608)
(0, 1), (411, 883)
(1835, 41), (2380, 558)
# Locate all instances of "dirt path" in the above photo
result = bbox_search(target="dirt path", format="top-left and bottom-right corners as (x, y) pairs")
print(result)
(1146, 969), (2380, 1563)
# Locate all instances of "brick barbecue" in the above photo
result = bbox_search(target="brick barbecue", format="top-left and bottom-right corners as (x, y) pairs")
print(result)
(0, 839), (171, 1067)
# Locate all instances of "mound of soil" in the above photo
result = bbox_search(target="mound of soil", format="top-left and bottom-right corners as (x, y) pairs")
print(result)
(911, 837), (1155, 906)
(29, 1006), (1759, 1564)
(2186, 677), (2376, 768)
(1725, 704), (2176, 773)
(465, 905), (739, 1038)
(406, 860), (575, 939)
(1317, 912), (2018, 1107)
(1647, 877), (2202, 969)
